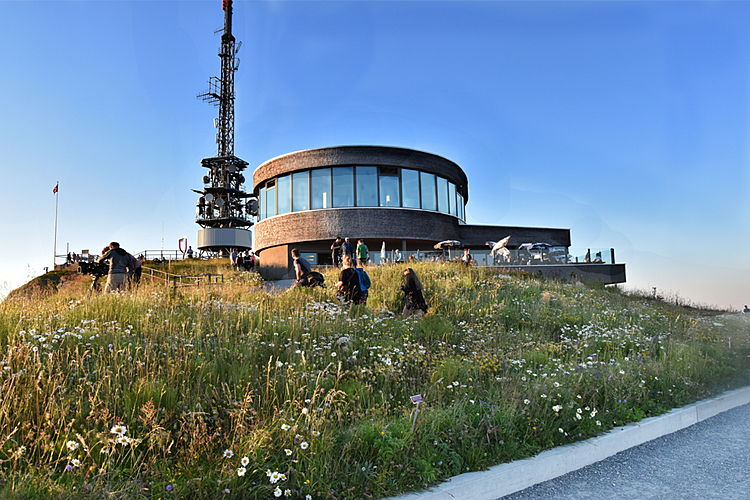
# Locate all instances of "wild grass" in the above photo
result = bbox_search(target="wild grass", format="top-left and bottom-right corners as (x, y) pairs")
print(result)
(1, 262), (749, 499)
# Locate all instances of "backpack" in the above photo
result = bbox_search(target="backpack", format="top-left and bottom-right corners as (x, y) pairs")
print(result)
(355, 268), (371, 291)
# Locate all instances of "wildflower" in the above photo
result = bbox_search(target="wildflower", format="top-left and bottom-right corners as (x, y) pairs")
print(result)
(166, 484), (173, 491)
(223, 489), (230, 494)
(71, 458), (81, 468)
(110, 425), (127, 436)
(65, 464), (73, 472)
(558, 428), (564, 433)
(281, 424), (290, 431)
(541, 394), (547, 398)
(306, 496), (312, 500)
(524, 399), (530, 405)
(274, 486), (282, 497)
(277, 360), (283, 367)
(302, 408), (309, 415)
(117, 435), (130, 446)
(223, 449), (234, 459)
(66, 440), (79, 452)
(285, 448), (292, 456)
(553, 382), (560, 387)
(295, 434), (304, 440)
(590, 409), (598, 418)
(237, 467), (246, 477)
(552, 405), (563, 413)
(312, 430), (320, 436)
(596, 420), (602, 426)
(241, 456), (249, 466)
(300, 441), (309, 450)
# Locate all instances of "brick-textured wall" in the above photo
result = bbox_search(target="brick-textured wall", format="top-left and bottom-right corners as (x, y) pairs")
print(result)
(252, 146), (469, 201)
(254, 208), (460, 252)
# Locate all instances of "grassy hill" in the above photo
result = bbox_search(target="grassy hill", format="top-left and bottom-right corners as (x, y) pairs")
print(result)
(1, 260), (748, 499)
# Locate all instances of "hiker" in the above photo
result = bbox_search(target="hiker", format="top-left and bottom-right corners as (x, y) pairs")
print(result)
(354, 262), (371, 305)
(97, 242), (135, 293)
(400, 268), (428, 318)
(331, 237), (343, 267)
(291, 248), (312, 287)
(356, 239), (369, 267)
(335, 255), (364, 304)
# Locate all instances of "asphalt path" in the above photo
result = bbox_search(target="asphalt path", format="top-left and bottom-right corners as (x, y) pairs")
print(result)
(500, 402), (750, 500)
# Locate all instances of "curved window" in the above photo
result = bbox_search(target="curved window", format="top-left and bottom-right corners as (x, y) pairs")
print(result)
(259, 186), (266, 220)
(437, 176), (449, 214)
(332, 166), (354, 208)
(402, 168), (420, 208)
(311, 168), (331, 209)
(277, 175), (291, 215)
(356, 166), (378, 207)
(259, 165), (465, 221)
(448, 182), (457, 216)
(379, 167), (399, 207)
(420, 172), (436, 211)
(266, 181), (276, 218)
(292, 171), (309, 212)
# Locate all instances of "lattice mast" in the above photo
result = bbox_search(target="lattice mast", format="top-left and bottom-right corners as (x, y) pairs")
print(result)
(195, 0), (255, 236)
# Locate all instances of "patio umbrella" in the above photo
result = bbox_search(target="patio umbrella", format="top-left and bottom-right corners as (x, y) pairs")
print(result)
(490, 236), (511, 255)
(434, 240), (462, 249)
(380, 242), (386, 262)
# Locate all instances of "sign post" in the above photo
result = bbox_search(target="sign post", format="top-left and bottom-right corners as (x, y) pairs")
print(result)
(410, 394), (424, 432)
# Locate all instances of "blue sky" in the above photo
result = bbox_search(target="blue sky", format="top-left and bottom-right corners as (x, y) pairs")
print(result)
(1, 1), (748, 309)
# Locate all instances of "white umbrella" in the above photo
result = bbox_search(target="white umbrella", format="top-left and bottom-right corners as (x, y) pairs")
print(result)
(490, 236), (511, 256)
(380, 242), (386, 262)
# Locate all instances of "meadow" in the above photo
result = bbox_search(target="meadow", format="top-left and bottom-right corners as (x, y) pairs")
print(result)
(1, 260), (749, 500)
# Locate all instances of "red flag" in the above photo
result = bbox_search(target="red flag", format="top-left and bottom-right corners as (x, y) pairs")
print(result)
(53, 183), (58, 194)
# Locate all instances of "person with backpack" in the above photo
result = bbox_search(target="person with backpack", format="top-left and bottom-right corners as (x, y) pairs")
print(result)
(334, 255), (364, 304)
(354, 262), (371, 305)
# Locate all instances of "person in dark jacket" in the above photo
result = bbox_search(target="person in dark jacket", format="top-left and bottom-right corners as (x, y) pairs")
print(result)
(97, 242), (134, 293)
(335, 255), (364, 304)
(400, 267), (428, 318)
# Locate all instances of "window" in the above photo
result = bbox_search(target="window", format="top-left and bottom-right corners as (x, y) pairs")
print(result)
(332, 166), (354, 207)
(457, 191), (464, 220)
(402, 168), (420, 208)
(265, 180), (276, 217)
(311, 168), (331, 209)
(379, 166), (400, 207)
(259, 186), (266, 220)
(437, 176), (449, 214)
(292, 171), (309, 212)
(277, 175), (291, 215)
(356, 166), (378, 207)
(448, 182), (457, 216)
(420, 172), (436, 211)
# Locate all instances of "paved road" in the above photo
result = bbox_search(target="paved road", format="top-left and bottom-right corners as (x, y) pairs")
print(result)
(500, 403), (750, 500)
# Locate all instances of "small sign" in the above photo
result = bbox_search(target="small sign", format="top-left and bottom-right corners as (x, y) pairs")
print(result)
(410, 394), (424, 404)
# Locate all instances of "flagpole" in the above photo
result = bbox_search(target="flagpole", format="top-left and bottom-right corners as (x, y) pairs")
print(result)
(53, 182), (58, 268)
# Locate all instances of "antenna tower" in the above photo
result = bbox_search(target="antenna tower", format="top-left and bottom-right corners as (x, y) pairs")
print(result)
(194, 0), (255, 253)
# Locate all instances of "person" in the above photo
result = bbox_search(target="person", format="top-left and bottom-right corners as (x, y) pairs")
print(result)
(744, 305), (750, 313)
(248, 251), (256, 272)
(186, 246), (194, 259)
(331, 237), (343, 267)
(291, 248), (312, 287)
(394, 249), (403, 263)
(236, 251), (244, 271)
(461, 248), (472, 267)
(335, 255), (364, 304)
(593, 252), (603, 263)
(230, 249), (238, 268)
(356, 239), (369, 267)
(400, 268), (428, 318)
(128, 252), (142, 287)
(354, 262), (371, 305)
(342, 237), (355, 264)
(97, 242), (134, 294)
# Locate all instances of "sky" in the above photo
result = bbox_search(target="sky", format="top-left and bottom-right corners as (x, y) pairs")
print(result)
(1, 0), (748, 309)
